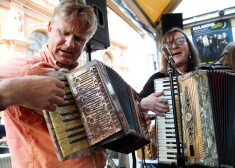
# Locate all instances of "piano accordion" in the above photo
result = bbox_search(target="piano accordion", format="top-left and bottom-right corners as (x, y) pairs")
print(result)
(154, 70), (235, 167)
(43, 59), (150, 161)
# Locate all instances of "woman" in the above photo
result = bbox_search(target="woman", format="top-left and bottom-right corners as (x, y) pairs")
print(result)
(139, 27), (200, 116)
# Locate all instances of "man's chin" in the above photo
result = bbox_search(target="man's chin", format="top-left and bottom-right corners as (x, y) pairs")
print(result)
(56, 60), (72, 68)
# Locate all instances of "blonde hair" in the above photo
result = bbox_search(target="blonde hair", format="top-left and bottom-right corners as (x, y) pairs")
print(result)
(52, 0), (97, 39)
(220, 42), (235, 68)
(160, 27), (200, 75)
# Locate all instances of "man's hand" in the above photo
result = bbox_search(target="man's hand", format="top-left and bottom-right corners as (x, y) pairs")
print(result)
(0, 76), (65, 111)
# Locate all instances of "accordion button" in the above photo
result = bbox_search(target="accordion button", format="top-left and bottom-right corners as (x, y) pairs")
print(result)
(185, 113), (192, 122)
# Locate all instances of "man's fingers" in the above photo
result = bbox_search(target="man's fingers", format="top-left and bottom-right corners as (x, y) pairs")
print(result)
(55, 79), (65, 89)
(55, 88), (65, 97)
(51, 97), (64, 106)
(45, 104), (57, 112)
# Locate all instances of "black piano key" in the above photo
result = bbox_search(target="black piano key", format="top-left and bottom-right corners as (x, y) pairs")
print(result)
(60, 110), (78, 116)
(64, 83), (69, 87)
(62, 116), (81, 122)
(65, 91), (72, 95)
(64, 96), (74, 101)
(58, 101), (76, 107)
(65, 125), (84, 132)
(67, 130), (86, 138)
(70, 136), (87, 144)
(58, 77), (67, 81)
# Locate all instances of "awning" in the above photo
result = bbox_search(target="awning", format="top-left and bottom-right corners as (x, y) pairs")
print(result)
(107, 0), (182, 38)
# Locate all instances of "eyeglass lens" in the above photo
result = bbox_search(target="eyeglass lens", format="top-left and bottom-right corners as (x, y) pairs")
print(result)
(166, 37), (185, 48)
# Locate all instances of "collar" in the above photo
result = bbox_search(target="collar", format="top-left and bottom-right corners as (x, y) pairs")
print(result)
(176, 69), (184, 75)
(39, 45), (79, 70)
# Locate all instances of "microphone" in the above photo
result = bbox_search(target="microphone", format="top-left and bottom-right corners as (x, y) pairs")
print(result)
(159, 44), (175, 63)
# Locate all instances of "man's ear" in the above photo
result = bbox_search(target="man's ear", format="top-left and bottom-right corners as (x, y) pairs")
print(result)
(48, 21), (52, 35)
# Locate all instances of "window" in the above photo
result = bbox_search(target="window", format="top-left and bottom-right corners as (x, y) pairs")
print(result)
(78, 51), (89, 66)
(27, 31), (91, 66)
(45, 0), (60, 5)
(28, 31), (47, 56)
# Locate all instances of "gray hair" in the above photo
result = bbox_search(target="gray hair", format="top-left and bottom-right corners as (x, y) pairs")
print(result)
(220, 41), (235, 68)
(52, 0), (97, 39)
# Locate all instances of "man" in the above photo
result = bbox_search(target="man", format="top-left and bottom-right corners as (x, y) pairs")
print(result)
(0, 0), (151, 167)
(0, 0), (106, 167)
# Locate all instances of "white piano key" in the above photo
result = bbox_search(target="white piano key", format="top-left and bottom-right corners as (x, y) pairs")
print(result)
(158, 130), (175, 133)
(158, 132), (176, 137)
(158, 138), (176, 142)
(158, 158), (177, 162)
(158, 143), (177, 147)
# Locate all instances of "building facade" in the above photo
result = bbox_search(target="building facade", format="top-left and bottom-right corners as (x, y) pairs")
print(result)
(0, 0), (156, 92)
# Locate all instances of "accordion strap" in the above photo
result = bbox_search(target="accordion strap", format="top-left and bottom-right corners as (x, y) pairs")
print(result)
(102, 150), (118, 168)
(25, 107), (45, 120)
(39, 60), (70, 73)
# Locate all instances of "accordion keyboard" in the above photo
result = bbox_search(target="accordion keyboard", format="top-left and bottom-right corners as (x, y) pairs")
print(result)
(154, 77), (181, 163)
(46, 78), (90, 158)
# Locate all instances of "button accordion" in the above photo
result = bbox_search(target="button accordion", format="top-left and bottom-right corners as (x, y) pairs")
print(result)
(43, 60), (150, 161)
(154, 70), (235, 167)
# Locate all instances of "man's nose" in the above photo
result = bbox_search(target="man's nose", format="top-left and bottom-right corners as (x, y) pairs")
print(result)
(65, 35), (75, 48)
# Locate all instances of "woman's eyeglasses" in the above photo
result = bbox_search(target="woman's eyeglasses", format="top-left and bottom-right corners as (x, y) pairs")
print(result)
(166, 37), (185, 48)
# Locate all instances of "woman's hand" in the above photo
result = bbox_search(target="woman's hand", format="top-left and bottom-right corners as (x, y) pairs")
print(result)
(140, 91), (169, 117)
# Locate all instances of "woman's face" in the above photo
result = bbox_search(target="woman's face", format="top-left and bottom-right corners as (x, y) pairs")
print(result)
(165, 32), (190, 68)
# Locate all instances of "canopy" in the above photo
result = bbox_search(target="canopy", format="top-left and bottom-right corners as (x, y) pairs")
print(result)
(107, 0), (182, 38)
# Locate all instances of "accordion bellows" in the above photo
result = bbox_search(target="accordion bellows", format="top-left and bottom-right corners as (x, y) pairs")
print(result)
(43, 60), (150, 161)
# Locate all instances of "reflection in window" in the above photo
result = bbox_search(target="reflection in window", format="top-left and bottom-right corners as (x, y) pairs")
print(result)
(103, 52), (112, 65)
(28, 31), (47, 56)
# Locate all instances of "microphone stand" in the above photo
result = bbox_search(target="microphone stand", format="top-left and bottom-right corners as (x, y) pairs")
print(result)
(208, 50), (228, 69)
(166, 57), (185, 168)
(201, 50), (228, 70)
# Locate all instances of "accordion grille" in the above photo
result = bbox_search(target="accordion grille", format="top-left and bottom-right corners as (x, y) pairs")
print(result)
(67, 65), (123, 145)
(181, 76), (204, 159)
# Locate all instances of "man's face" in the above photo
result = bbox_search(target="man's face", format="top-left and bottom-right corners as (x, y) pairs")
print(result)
(47, 16), (89, 67)
(166, 32), (190, 68)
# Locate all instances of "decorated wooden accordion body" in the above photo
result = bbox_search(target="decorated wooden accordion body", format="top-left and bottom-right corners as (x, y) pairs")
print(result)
(43, 60), (150, 161)
(154, 70), (235, 167)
